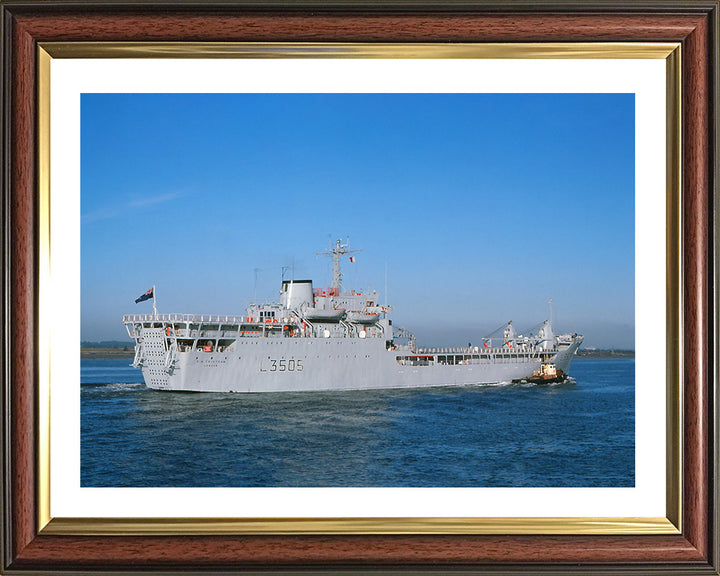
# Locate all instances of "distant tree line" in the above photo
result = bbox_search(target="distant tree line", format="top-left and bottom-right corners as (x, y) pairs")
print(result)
(81, 340), (134, 349)
(576, 348), (634, 358)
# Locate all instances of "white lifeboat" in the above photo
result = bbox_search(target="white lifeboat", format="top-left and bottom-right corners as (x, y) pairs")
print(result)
(303, 308), (346, 322)
(346, 311), (380, 324)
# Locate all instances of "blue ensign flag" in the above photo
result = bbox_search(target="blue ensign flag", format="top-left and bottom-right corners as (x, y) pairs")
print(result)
(135, 288), (154, 303)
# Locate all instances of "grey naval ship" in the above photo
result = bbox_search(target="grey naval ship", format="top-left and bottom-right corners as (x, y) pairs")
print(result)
(123, 240), (583, 393)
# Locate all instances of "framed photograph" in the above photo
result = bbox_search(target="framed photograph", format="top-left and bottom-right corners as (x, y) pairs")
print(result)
(2, 1), (717, 574)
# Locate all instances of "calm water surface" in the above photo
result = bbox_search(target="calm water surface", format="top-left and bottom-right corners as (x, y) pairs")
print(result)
(81, 358), (634, 487)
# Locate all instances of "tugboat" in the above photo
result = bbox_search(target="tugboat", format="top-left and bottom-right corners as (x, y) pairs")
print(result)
(525, 362), (567, 384)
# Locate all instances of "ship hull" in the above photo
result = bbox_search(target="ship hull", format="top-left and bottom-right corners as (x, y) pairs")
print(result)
(138, 332), (582, 393)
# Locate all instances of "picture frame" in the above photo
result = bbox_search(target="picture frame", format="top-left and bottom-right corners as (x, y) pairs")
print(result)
(1, 1), (717, 573)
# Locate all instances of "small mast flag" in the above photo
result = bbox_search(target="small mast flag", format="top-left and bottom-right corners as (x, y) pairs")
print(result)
(349, 256), (356, 263)
(135, 288), (154, 303)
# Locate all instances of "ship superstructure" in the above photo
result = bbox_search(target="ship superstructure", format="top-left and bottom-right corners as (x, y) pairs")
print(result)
(123, 240), (583, 392)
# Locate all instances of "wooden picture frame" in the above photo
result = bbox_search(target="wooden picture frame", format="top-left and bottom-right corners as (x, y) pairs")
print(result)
(1, 1), (717, 573)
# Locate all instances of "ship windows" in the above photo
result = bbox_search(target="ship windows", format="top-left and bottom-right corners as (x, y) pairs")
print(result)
(177, 339), (194, 352)
(434, 355), (485, 365)
(396, 356), (433, 366)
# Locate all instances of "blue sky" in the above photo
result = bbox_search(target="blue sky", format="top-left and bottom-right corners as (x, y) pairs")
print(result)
(81, 93), (634, 348)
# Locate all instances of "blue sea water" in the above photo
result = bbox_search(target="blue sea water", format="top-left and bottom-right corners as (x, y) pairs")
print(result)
(81, 358), (634, 487)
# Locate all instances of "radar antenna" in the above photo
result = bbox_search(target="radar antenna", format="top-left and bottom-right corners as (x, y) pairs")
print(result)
(317, 238), (361, 291)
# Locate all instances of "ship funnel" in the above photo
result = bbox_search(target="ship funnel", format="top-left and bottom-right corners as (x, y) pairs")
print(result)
(280, 280), (314, 310)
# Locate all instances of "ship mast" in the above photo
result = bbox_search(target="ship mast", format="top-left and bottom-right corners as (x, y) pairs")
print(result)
(317, 238), (361, 290)
(548, 297), (553, 325)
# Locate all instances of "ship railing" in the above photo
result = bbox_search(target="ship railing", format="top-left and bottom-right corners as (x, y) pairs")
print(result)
(122, 313), (251, 324)
(416, 346), (549, 356)
(416, 346), (481, 355)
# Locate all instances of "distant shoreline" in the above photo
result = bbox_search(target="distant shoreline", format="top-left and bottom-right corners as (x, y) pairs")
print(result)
(81, 347), (134, 358)
(80, 347), (634, 360)
(575, 349), (635, 359)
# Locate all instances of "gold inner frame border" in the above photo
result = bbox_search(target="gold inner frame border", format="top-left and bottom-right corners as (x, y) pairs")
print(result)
(36, 41), (682, 536)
